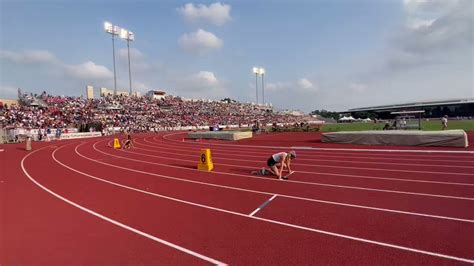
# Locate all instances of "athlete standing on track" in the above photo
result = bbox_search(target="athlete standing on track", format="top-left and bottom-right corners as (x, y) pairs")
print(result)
(265, 151), (296, 180)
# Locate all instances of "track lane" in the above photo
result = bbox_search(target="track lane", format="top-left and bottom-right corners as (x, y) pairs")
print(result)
(71, 140), (474, 260)
(142, 136), (474, 170)
(145, 136), (474, 178)
(162, 132), (474, 156)
(20, 144), (214, 265)
(22, 144), (468, 264)
(133, 138), (474, 191)
(110, 139), (474, 199)
(256, 196), (474, 260)
(58, 143), (270, 214)
(90, 139), (474, 221)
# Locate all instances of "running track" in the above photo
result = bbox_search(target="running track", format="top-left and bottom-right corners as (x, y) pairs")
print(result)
(1, 132), (473, 265)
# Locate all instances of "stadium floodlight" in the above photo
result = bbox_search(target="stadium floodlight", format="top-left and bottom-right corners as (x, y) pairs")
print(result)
(104, 22), (113, 32)
(119, 28), (128, 39)
(104, 21), (120, 96)
(120, 27), (135, 95)
(259, 68), (265, 105)
(252, 67), (259, 104)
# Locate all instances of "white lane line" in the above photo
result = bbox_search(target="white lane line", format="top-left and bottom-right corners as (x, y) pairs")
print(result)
(54, 144), (474, 264)
(146, 138), (474, 176)
(133, 139), (474, 169)
(21, 146), (227, 266)
(140, 138), (474, 168)
(153, 136), (474, 161)
(249, 194), (278, 217)
(135, 139), (474, 177)
(100, 143), (474, 201)
(85, 141), (474, 223)
(162, 132), (474, 155)
(133, 139), (474, 187)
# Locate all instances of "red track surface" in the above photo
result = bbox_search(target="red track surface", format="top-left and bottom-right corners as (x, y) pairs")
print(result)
(2, 131), (473, 265)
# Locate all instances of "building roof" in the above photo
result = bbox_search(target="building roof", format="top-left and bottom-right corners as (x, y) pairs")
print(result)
(348, 98), (474, 112)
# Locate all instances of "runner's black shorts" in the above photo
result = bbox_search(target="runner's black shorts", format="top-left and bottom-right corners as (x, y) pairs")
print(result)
(267, 157), (277, 167)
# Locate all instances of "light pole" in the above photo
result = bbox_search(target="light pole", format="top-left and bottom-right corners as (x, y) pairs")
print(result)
(259, 68), (265, 105)
(252, 67), (259, 104)
(104, 22), (119, 96)
(120, 28), (135, 96)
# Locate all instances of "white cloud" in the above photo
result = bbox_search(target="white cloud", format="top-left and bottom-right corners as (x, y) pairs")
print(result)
(406, 18), (436, 30)
(177, 2), (232, 26)
(267, 78), (319, 93)
(297, 78), (316, 90)
(384, 0), (472, 72)
(193, 71), (219, 86)
(265, 82), (290, 92)
(1, 49), (114, 82)
(170, 70), (229, 99)
(400, 0), (472, 54)
(0, 50), (57, 64)
(403, 0), (461, 14)
(178, 29), (223, 55)
(64, 61), (113, 80)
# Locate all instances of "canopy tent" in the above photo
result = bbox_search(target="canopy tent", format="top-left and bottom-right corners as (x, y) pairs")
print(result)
(339, 116), (355, 121)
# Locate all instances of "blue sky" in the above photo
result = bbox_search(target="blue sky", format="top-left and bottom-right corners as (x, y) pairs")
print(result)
(1, 0), (472, 112)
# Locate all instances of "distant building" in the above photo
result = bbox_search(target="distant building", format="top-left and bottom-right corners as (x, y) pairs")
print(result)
(100, 87), (113, 97)
(280, 110), (305, 116)
(86, 85), (94, 99)
(100, 87), (129, 97)
(146, 90), (166, 100)
(345, 98), (474, 119)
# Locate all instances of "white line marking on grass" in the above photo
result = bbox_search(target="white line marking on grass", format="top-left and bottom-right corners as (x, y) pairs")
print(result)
(99, 143), (474, 201)
(53, 144), (474, 264)
(249, 194), (278, 217)
(162, 132), (474, 155)
(21, 146), (227, 266)
(81, 141), (474, 223)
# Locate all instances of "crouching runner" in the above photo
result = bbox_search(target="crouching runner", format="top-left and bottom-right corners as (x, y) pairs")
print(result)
(264, 151), (296, 180)
(123, 133), (133, 149)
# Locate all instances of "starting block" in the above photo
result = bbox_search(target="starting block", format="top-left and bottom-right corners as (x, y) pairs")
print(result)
(198, 148), (213, 171)
(113, 138), (121, 149)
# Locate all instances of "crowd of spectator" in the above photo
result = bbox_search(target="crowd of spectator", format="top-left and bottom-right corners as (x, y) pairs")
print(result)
(0, 91), (302, 132)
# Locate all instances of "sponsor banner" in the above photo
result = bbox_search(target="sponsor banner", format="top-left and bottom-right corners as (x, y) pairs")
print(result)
(59, 132), (102, 140)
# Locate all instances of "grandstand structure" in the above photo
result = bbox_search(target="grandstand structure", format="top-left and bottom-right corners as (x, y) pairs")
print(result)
(146, 90), (166, 100)
(346, 98), (474, 119)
